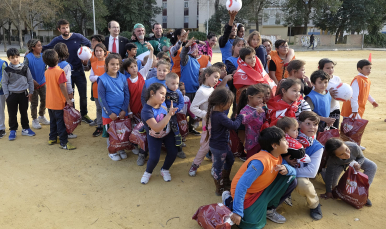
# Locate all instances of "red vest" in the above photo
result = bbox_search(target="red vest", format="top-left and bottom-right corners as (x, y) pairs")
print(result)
(127, 73), (145, 115)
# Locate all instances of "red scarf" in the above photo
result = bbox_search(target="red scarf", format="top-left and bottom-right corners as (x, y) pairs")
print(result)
(233, 56), (277, 95)
(264, 94), (302, 127)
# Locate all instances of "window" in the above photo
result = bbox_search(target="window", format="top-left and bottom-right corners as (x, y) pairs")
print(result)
(275, 12), (281, 25)
(184, 16), (189, 23)
(162, 16), (167, 23)
(162, 2), (167, 8)
(184, 8), (189, 16)
(184, 1), (189, 8)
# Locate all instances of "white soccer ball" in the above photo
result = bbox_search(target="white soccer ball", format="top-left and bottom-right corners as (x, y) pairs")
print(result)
(77, 46), (92, 61)
(333, 83), (353, 101)
(226, 0), (242, 12)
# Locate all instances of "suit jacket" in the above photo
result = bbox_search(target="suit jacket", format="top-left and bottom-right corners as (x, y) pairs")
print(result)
(104, 35), (129, 59)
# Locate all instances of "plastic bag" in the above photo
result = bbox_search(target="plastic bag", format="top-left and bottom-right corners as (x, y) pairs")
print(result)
(63, 104), (81, 134)
(177, 113), (189, 138)
(192, 203), (233, 229)
(317, 127), (340, 146)
(107, 118), (133, 153)
(229, 130), (243, 157)
(129, 121), (148, 151)
(332, 163), (369, 209)
(340, 117), (368, 145)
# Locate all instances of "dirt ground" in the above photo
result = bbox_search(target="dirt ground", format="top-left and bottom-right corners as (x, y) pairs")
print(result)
(0, 50), (385, 229)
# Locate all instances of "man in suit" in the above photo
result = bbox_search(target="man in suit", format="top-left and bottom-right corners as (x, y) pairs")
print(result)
(104, 20), (129, 59)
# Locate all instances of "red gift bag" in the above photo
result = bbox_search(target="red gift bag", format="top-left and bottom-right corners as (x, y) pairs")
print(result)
(340, 117), (368, 145)
(228, 130), (244, 157)
(63, 104), (81, 134)
(192, 203), (233, 229)
(177, 113), (188, 138)
(332, 165), (369, 209)
(107, 118), (134, 153)
(129, 122), (148, 151)
(317, 127), (340, 146)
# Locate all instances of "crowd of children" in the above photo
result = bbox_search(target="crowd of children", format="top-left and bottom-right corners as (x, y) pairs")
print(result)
(0, 14), (380, 229)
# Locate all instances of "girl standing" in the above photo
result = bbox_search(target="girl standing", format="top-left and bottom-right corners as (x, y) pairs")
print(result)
(170, 29), (189, 76)
(225, 38), (246, 74)
(198, 33), (217, 61)
(247, 31), (268, 72)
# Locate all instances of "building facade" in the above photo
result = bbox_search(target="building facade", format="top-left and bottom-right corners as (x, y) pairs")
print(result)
(154, 0), (199, 29)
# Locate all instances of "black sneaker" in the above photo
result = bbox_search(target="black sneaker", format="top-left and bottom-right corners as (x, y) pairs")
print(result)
(365, 198), (372, 207)
(310, 204), (323, 220)
(189, 129), (201, 136)
(93, 127), (103, 137)
(82, 115), (93, 124)
(0, 130), (6, 139)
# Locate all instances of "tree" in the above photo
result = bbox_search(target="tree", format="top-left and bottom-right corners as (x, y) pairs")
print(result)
(241, 0), (275, 31)
(282, 0), (341, 34)
(0, 1), (11, 51)
(4, 0), (24, 49)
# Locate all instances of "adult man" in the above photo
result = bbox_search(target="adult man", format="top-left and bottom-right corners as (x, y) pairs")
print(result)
(103, 20), (129, 59)
(130, 23), (160, 57)
(219, 11), (238, 63)
(42, 19), (92, 125)
(149, 23), (171, 54)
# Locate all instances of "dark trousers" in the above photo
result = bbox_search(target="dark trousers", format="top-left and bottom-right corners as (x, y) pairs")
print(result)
(6, 92), (30, 130)
(71, 70), (88, 117)
(170, 114), (180, 135)
(30, 84), (46, 120)
(185, 93), (196, 131)
(146, 132), (178, 174)
(268, 178), (297, 209)
(48, 109), (68, 145)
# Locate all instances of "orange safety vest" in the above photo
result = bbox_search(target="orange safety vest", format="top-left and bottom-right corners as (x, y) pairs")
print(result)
(197, 55), (210, 69)
(231, 151), (282, 199)
(341, 75), (371, 118)
(269, 51), (295, 81)
(91, 59), (106, 98)
(45, 67), (66, 110)
(171, 46), (182, 77)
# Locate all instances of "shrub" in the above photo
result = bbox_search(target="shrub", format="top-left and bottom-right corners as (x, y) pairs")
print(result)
(188, 31), (207, 41)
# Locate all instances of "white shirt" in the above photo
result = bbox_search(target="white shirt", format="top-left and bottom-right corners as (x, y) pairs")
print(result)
(62, 64), (73, 94)
(350, 73), (375, 115)
(295, 148), (323, 178)
(109, 35), (119, 53)
(190, 85), (214, 118)
(326, 75), (342, 112)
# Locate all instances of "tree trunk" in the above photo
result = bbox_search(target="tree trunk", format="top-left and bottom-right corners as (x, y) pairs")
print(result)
(17, 18), (23, 49)
(256, 21), (259, 31)
(7, 20), (11, 45)
(214, 0), (220, 12)
(3, 31), (7, 52)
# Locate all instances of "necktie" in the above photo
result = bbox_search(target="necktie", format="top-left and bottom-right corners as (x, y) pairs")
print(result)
(112, 38), (117, 53)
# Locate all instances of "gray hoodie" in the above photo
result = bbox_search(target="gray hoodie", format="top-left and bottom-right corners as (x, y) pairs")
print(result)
(2, 63), (34, 98)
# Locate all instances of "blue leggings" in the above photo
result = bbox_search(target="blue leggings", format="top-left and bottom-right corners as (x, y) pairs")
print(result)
(210, 146), (235, 180)
(146, 132), (178, 173)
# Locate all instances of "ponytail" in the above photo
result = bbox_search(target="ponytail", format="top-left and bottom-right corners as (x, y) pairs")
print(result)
(236, 88), (248, 115)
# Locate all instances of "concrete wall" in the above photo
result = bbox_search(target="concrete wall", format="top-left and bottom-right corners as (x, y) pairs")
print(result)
(293, 34), (363, 48)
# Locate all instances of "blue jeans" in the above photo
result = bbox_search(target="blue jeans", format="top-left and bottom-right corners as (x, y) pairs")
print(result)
(71, 69), (88, 116)
(48, 109), (68, 145)
(146, 132), (178, 173)
(210, 146), (235, 180)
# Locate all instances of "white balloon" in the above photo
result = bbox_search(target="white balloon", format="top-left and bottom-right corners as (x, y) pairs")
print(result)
(333, 83), (353, 101)
(77, 46), (92, 61)
(226, 0), (242, 12)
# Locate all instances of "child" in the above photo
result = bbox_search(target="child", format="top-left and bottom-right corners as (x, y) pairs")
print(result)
(83, 34), (105, 72)
(54, 43), (76, 139)
(206, 88), (243, 195)
(247, 31), (268, 72)
(125, 43), (142, 71)
(144, 53), (160, 80)
(197, 52), (211, 69)
(170, 29), (189, 77)
(237, 84), (266, 159)
(222, 126), (296, 228)
(284, 111), (324, 220)
(319, 58), (342, 129)
(262, 38), (272, 56)
(276, 117), (306, 161)
(178, 82), (196, 148)
(233, 47), (276, 104)
(266, 79), (310, 127)
(268, 39), (295, 85)
(98, 53), (131, 161)
(2, 48), (35, 140)
(25, 39), (50, 129)
(140, 83), (178, 184)
(225, 37), (246, 74)
(321, 138), (377, 206)
(283, 59), (312, 96)
(305, 70), (334, 132)
(0, 59), (8, 138)
(188, 67), (221, 176)
(89, 43), (108, 137)
(43, 49), (75, 149)
(212, 62), (232, 89)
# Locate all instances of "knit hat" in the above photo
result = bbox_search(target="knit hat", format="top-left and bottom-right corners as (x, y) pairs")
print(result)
(188, 43), (198, 55)
(134, 23), (145, 30)
(283, 134), (305, 160)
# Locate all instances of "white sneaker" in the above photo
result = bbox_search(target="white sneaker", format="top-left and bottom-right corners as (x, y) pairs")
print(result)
(38, 116), (50, 125)
(132, 147), (139, 155)
(108, 152), (121, 161)
(266, 209), (286, 224)
(32, 119), (42, 129)
(119, 150), (128, 159)
(68, 133), (77, 139)
(360, 145), (366, 151)
(141, 172), (152, 184)
(160, 169), (171, 182)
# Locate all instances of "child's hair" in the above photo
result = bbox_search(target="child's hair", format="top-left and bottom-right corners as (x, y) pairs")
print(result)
(104, 53), (122, 72)
(259, 126), (286, 153)
(6, 48), (20, 58)
(94, 43), (108, 57)
(42, 49), (59, 67)
(247, 31), (262, 47)
(205, 88), (234, 141)
(239, 46), (255, 61)
(231, 37), (247, 55)
(143, 55), (149, 65)
(121, 58), (137, 73)
(53, 42), (69, 61)
(57, 19), (70, 29)
(125, 43), (137, 51)
(207, 33), (216, 40)
(357, 59), (372, 69)
(27, 39), (40, 52)
(262, 38), (272, 45)
(237, 84), (266, 114)
(157, 51), (171, 62)
(310, 70), (330, 84)
(287, 59), (305, 73)
(145, 83), (166, 101)
(90, 34), (105, 42)
(179, 82), (185, 87)
(212, 62), (226, 69)
(157, 59), (171, 69)
(325, 138), (344, 157)
(298, 111), (320, 124)
(199, 66), (221, 85)
(170, 28), (184, 45)
(274, 39), (287, 49)
(166, 72), (179, 80)
(237, 24), (245, 35)
(276, 117), (298, 132)
(276, 78), (302, 96)
(318, 58), (336, 70)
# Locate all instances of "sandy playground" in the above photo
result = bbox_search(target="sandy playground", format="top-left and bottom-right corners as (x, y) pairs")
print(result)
(0, 50), (385, 229)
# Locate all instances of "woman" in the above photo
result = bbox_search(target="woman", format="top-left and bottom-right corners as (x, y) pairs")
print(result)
(198, 33), (217, 61)
(170, 29), (189, 76)
(237, 23), (245, 39)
